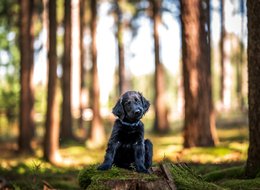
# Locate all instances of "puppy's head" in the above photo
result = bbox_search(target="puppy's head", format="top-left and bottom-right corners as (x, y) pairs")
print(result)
(112, 91), (150, 122)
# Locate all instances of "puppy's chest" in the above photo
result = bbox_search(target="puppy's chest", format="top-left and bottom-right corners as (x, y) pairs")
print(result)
(117, 128), (140, 144)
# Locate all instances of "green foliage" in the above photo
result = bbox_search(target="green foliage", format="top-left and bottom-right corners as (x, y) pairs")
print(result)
(0, 0), (20, 123)
(0, 0), (19, 28)
(0, 75), (20, 122)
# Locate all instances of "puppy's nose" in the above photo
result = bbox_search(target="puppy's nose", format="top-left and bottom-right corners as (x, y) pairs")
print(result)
(134, 109), (141, 116)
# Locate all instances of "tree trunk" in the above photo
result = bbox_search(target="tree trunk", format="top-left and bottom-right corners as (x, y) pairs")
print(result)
(236, 42), (243, 109)
(180, 0), (218, 148)
(245, 0), (260, 179)
(116, 0), (127, 95)
(237, 0), (245, 110)
(61, 0), (73, 140)
(150, 0), (169, 133)
(42, 0), (48, 86)
(219, 0), (232, 110)
(71, 0), (81, 120)
(79, 0), (86, 130)
(43, 0), (61, 164)
(219, 0), (225, 106)
(87, 0), (105, 148)
(18, 0), (34, 153)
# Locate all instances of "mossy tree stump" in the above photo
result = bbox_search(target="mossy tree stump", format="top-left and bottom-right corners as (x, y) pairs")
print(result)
(78, 163), (176, 190)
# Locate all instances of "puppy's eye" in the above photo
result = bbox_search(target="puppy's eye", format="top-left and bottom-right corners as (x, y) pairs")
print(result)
(125, 101), (131, 106)
(134, 98), (139, 102)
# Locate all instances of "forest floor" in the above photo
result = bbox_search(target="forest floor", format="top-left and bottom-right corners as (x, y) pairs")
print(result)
(0, 110), (257, 190)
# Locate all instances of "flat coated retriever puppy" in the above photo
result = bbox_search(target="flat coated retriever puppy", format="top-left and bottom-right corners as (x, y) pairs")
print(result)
(97, 91), (153, 173)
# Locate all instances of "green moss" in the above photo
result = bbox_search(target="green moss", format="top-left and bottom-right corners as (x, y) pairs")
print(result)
(219, 178), (260, 190)
(86, 181), (110, 190)
(0, 163), (80, 189)
(78, 165), (98, 189)
(48, 180), (79, 190)
(202, 166), (260, 190)
(190, 164), (230, 175)
(203, 166), (245, 182)
(169, 163), (224, 190)
(78, 165), (158, 189)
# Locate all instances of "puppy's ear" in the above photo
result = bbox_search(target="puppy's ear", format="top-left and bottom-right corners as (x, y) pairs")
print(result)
(139, 92), (150, 114)
(112, 98), (125, 120)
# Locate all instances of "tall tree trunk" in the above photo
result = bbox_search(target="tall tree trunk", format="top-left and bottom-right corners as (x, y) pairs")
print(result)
(87, 0), (105, 148)
(19, 0), (34, 153)
(61, 0), (73, 140)
(180, 0), (218, 148)
(42, 0), (48, 86)
(236, 0), (245, 109)
(43, 0), (61, 164)
(219, 0), (225, 106)
(150, 0), (169, 133)
(79, 0), (86, 129)
(116, 0), (127, 95)
(245, 0), (260, 179)
(204, 0), (218, 147)
(71, 0), (81, 120)
(236, 42), (243, 109)
(219, 0), (232, 110)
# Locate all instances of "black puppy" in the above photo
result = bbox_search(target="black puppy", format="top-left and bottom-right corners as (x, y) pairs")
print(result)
(97, 91), (153, 173)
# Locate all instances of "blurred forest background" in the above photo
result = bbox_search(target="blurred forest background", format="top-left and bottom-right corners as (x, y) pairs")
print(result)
(1, 0), (260, 189)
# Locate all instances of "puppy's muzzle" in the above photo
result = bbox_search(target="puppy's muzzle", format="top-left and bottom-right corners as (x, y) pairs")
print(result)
(134, 107), (143, 118)
(134, 109), (141, 116)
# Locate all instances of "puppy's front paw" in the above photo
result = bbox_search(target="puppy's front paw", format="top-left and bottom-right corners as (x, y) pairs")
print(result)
(97, 163), (111, 171)
(136, 166), (149, 173)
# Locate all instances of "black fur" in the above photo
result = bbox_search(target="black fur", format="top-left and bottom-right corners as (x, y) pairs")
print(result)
(97, 91), (153, 173)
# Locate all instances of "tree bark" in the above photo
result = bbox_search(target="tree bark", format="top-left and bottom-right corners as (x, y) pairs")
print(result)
(19, 0), (35, 153)
(219, 0), (232, 110)
(42, 0), (48, 86)
(71, 0), (81, 120)
(61, 0), (73, 140)
(245, 0), (260, 179)
(180, 0), (218, 148)
(79, 0), (86, 129)
(236, 0), (245, 110)
(219, 0), (225, 106)
(150, 0), (169, 133)
(43, 0), (61, 164)
(116, 0), (127, 95)
(87, 0), (105, 148)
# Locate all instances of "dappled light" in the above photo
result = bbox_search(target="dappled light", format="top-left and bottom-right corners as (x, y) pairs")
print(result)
(0, 112), (250, 188)
(1, 0), (260, 189)
(0, 112), (248, 167)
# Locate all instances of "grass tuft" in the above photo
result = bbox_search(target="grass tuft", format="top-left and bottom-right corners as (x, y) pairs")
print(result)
(169, 163), (225, 190)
